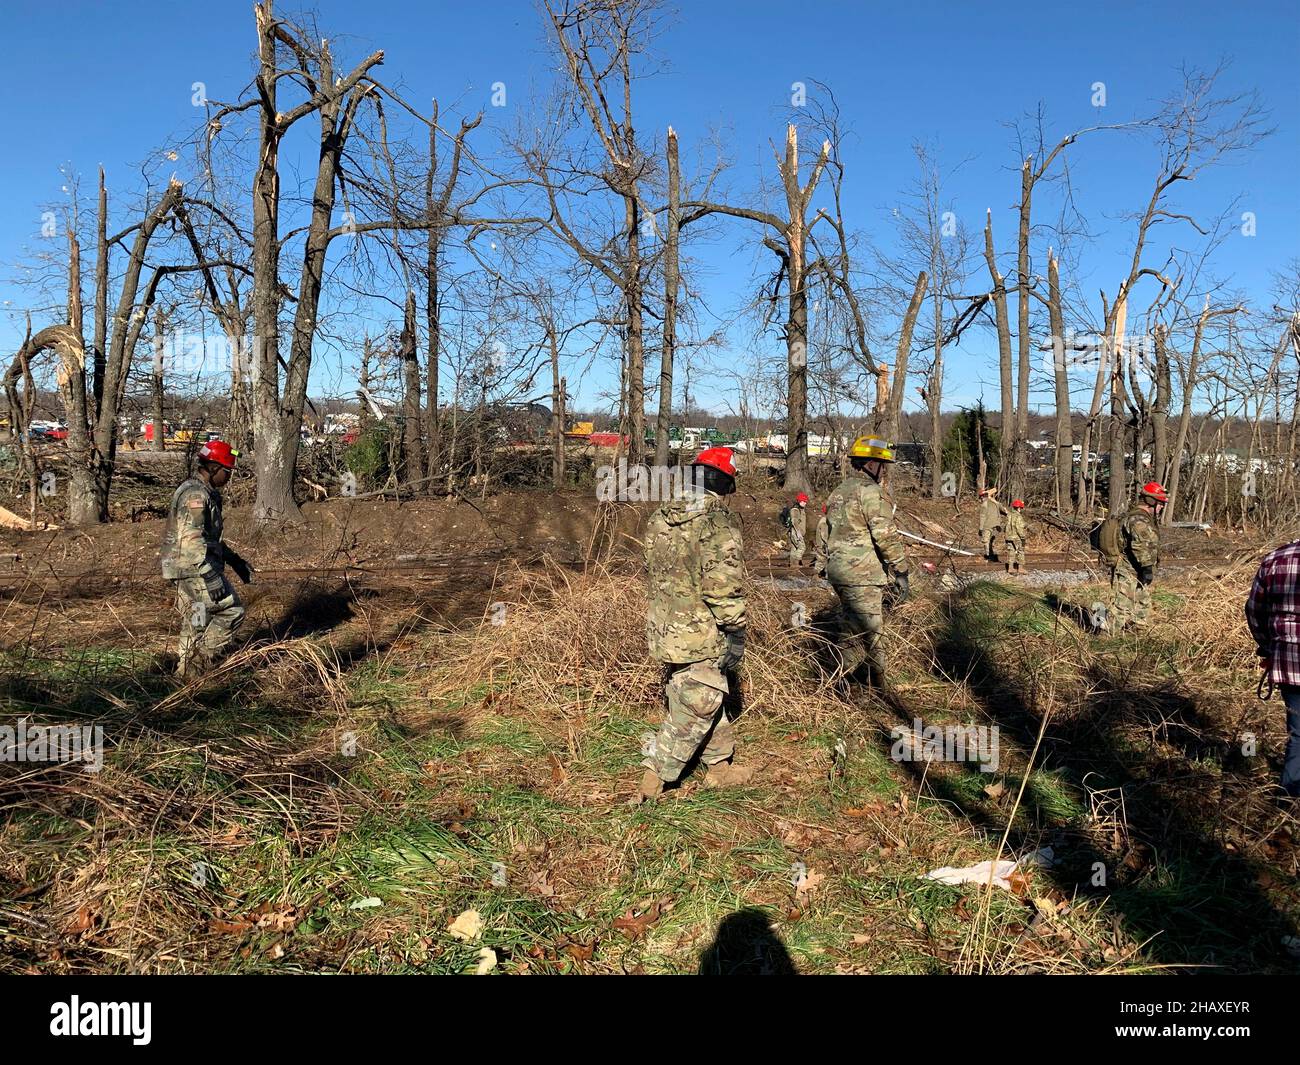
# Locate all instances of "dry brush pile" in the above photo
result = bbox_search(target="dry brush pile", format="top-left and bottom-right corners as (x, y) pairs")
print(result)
(1, 558), (1296, 973)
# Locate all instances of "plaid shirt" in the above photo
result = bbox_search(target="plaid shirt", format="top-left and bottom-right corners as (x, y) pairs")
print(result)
(1246, 539), (1300, 687)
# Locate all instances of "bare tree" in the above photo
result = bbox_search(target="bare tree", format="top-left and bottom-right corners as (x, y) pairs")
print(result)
(4, 173), (184, 524)
(221, 2), (384, 522)
(533, 0), (664, 465)
(683, 123), (832, 493)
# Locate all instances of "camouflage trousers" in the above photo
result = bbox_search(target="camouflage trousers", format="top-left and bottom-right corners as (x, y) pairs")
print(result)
(644, 660), (734, 783)
(981, 529), (999, 559)
(1108, 560), (1151, 631)
(832, 583), (886, 683)
(788, 527), (805, 564)
(1004, 537), (1025, 565)
(173, 574), (245, 673)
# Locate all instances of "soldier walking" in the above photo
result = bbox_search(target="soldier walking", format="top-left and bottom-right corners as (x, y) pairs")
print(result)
(979, 488), (1003, 561)
(1003, 499), (1027, 574)
(639, 447), (749, 802)
(825, 438), (909, 690)
(1108, 481), (1165, 631)
(812, 504), (829, 578)
(783, 492), (809, 565)
(160, 440), (254, 678)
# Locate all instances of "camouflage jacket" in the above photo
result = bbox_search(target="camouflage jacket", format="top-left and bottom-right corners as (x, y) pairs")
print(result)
(1004, 509), (1027, 542)
(1121, 507), (1160, 570)
(160, 478), (225, 581)
(825, 473), (908, 587)
(644, 489), (746, 664)
(979, 497), (1003, 535)
(789, 505), (807, 537)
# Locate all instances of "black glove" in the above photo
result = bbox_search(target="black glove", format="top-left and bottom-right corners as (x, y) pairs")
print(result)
(720, 630), (746, 672)
(1137, 565), (1154, 586)
(201, 568), (227, 602)
(225, 548), (254, 585)
(893, 570), (910, 603)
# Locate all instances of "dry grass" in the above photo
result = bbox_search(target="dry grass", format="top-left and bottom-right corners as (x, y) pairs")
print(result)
(1, 557), (1297, 974)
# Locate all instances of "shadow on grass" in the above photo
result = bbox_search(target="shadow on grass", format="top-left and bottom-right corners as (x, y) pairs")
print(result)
(698, 907), (798, 974)
(882, 581), (1298, 973)
(1043, 591), (1100, 634)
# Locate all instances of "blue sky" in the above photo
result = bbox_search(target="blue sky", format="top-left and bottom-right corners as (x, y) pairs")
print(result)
(0, 0), (1295, 417)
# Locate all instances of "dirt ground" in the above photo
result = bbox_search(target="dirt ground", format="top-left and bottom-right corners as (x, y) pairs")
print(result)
(0, 455), (1254, 581)
(3, 471), (1295, 976)
(0, 461), (1263, 666)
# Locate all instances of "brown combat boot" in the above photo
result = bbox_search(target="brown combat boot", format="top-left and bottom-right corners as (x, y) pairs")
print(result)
(175, 647), (211, 683)
(704, 761), (754, 788)
(636, 769), (666, 803)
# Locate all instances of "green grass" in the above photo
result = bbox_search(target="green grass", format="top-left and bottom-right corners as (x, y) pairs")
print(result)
(3, 573), (1294, 975)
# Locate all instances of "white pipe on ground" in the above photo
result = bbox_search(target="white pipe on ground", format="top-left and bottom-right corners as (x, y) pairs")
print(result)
(898, 529), (979, 556)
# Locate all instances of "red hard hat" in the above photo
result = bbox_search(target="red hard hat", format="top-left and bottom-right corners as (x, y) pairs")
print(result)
(796, 492), (809, 505)
(1140, 481), (1168, 503)
(1012, 499), (1025, 509)
(198, 439), (238, 469)
(821, 504), (827, 514)
(693, 446), (737, 478)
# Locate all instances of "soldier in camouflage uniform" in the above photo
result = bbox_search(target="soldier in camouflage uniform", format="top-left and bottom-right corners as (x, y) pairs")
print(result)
(639, 446), (749, 802)
(825, 437), (909, 689)
(160, 440), (254, 677)
(1003, 499), (1027, 574)
(812, 504), (829, 578)
(978, 488), (1003, 561)
(1109, 481), (1164, 631)
(785, 492), (809, 565)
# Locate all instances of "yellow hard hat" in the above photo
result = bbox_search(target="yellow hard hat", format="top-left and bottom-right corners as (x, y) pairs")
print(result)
(849, 436), (895, 462)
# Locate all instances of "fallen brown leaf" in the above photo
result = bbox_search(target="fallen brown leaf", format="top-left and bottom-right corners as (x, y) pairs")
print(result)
(65, 902), (101, 935)
(527, 871), (557, 898)
(612, 898), (671, 941)
(209, 918), (253, 935)
(795, 868), (825, 905)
